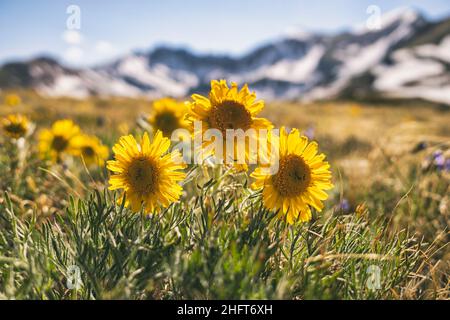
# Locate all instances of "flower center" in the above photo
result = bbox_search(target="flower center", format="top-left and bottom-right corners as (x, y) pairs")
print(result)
(272, 154), (311, 197)
(51, 135), (69, 152)
(153, 111), (179, 136)
(126, 157), (159, 195)
(82, 146), (95, 158)
(5, 124), (27, 137)
(209, 100), (252, 133)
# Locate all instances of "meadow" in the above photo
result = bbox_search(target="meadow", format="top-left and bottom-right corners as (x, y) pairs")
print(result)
(0, 89), (448, 299)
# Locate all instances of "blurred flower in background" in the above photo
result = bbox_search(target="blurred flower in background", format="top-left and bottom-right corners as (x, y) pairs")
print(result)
(146, 98), (189, 138)
(39, 119), (81, 162)
(339, 198), (350, 213)
(1, 114), (32, 139)
(4, 94), (22, 107)
(73, 134), (109, 167)
(422, 149), (450, 173)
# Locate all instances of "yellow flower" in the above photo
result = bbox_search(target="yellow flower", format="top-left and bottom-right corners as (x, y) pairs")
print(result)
(4, 94), (21, 107)
(349, 104), (362, 117)
(147, 98), (189, 137)
(1, 114), (31, 139)
(73, 134), (109, 166)
(39, 119), (81, 162)
(251, 127), (333, 224)
(107, 131), (186, 214)
(186, 80), (272, 169)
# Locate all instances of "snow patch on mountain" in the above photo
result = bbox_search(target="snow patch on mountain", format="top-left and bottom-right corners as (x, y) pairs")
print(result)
(306, 8), (425, 101)
(352, 7), (420, 35)
(373, 48), (450, 104)
(38, 75), (89, 98)
(116, 55), (195, 97)
(244, 45), (325, 83)
(341, 24), (414, 76)
(414, 35), (450, 63)
(283, 27), (314, 41)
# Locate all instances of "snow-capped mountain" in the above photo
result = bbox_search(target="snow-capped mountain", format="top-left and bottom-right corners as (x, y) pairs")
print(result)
(1, 8), (449, 104)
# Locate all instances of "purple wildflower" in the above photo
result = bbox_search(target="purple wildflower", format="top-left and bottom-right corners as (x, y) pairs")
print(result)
(339, 199), (350, 212)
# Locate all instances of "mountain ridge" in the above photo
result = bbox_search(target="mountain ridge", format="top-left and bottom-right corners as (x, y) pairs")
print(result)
(1, 8), (449, 105)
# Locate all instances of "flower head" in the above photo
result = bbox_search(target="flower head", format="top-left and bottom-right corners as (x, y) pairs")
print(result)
(147, 98), (189, 138)
(107, 131), (186, 214)
(4, 94), (21, 107)
(251, 127), (333, 224)
(73, 134), (109, 166)
(432, 150), (445, 170)
(39, 119), (81, 162)
(1, 114), (31, 139)
(339, 198), (350, 213)
(186, 80), (272, 170)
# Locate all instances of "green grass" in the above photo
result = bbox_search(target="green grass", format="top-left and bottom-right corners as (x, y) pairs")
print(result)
(0, 161), (446, 299)
(0, 187), (414, 299)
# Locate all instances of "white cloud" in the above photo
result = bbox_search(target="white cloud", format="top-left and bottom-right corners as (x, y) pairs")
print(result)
(95, 41), (113, 53)
(89, 41), (118, 64)
(62, 30), (83, 45)
(64, 46), (84, 62)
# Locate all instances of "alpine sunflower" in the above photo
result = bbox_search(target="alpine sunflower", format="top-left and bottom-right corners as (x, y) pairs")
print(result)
(73, 134), (109, 166)
(147, 98), (189, 138)
(107, 131), (186, 214)
(39, 119), (81, 162)
(4, 94), (21, 107)
(1, 114), (31, 139)
(251, 127), (333, 224)
(186, 80), (272, 170)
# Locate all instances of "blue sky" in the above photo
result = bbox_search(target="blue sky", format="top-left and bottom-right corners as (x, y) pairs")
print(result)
(0, 0), (449, 66)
